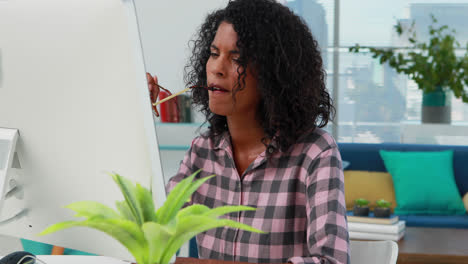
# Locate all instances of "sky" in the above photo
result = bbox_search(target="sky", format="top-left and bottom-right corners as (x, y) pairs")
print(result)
(311, 0), (468, 46)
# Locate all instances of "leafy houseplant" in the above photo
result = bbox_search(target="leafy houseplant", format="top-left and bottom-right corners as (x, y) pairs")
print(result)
(353, 198), (370, 217)
(374, 199), (392, 218)
(349, 15), (468, 124)
(40, 170), (264, 264)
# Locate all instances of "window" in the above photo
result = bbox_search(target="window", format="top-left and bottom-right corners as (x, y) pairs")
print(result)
(286, 0), (468, 143)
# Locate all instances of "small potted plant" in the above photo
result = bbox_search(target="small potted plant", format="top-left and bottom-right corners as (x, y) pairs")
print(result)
(40, 170), (264, 264)
(353, 198), (370, 217)
(374, 199), (392, 218)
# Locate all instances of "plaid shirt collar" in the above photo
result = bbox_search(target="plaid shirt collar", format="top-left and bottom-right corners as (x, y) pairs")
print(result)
(212, 131), (279, 153)
(211, 131), (281, 174)
(212, 131), (231, 151)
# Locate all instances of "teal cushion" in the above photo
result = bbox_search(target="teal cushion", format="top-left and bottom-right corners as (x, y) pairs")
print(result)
(21, 239), (52, 255)
(379, 150), (465, 215)
(21, 238), (96, 255)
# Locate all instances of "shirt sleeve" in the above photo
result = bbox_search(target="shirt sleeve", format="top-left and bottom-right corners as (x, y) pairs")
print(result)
(288, 144), (350, 264)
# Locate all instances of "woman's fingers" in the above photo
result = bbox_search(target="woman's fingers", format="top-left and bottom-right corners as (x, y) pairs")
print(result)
(146, 72), (160, 117)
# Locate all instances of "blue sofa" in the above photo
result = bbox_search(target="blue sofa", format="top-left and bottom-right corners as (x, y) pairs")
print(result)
(338, 142), (468, 228)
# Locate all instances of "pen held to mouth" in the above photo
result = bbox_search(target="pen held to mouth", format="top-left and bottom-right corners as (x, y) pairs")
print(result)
(152, 85), (210, 106)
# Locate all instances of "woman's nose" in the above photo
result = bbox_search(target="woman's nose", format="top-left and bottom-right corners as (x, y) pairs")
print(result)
(209, 57), (226, 77)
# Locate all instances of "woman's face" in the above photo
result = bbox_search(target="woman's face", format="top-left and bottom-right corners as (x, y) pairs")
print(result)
(206, 21), (260, 117)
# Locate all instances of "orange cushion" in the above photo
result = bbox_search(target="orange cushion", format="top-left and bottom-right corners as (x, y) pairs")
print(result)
(463, 193), (468, 213)
(344, 170), (397, 211)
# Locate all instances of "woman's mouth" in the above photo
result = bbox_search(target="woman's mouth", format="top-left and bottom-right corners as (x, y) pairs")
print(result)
(208, 84), (229, 93)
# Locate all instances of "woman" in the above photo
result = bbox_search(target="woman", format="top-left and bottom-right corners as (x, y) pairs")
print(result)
(147, 0), (349, 263)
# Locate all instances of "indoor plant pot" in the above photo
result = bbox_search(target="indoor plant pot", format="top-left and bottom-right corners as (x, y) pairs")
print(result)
(374, 199), (392, 218)
(422, 86), (451, 124)
(353, 198), (370, 217)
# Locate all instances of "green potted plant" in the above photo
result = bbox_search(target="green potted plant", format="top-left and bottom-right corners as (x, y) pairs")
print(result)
(374, 199), (392, 218)
(353, 198), (370, 217)
(349, 14), (468, 124)
(39, 170), (264, 264)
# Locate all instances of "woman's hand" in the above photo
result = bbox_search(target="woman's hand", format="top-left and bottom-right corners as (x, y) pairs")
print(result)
(146, 72), (160, 117)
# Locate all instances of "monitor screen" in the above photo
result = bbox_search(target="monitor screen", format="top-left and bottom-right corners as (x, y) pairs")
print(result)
(0, 0), (166, 260)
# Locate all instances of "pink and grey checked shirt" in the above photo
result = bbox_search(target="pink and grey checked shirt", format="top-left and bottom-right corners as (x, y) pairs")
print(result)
(167, 128), (350, 264)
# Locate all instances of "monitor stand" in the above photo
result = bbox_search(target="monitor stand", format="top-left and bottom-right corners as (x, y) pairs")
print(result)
(0, 128), (26, 224)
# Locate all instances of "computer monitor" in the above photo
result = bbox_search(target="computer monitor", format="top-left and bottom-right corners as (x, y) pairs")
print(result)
(0, 0), (166, 260)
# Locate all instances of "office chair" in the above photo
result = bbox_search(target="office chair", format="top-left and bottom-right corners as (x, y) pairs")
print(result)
(350, 240), (398, 264)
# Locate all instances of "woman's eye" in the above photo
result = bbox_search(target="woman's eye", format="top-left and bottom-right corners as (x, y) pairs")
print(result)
(210, 52), (219, 57)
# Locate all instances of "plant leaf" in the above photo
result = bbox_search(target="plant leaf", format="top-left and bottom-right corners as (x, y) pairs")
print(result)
(160, 215), (265, 264)
(65, 201), (121, 220)
(40, 220), (84, 236)
(40, 218), (148, 264)
(110, 172), (144, 226)
(156, 170), (214, 224)
(155, 170), (199, 224)
(142, 222), (174, 264)
(176, 204), (211, 219)
(136, 183), (157, 223)
(116, 201), (136, 222)
(177, 204), (257, 219)
(203, 205), (257, 218)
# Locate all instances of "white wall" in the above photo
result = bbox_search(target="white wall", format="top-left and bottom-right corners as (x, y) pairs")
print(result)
(135, 0), (229, 93)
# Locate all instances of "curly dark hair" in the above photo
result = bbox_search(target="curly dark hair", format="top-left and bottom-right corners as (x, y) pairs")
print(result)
(185, 0), (334, 153)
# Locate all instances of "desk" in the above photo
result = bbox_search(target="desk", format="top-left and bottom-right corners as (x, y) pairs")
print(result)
(32, 256), (130, 264)
(21, 231), (468, 264)
(397, 227), (468, 264)
(29, 256), (241, 264)
(175, 257), (251, 264)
